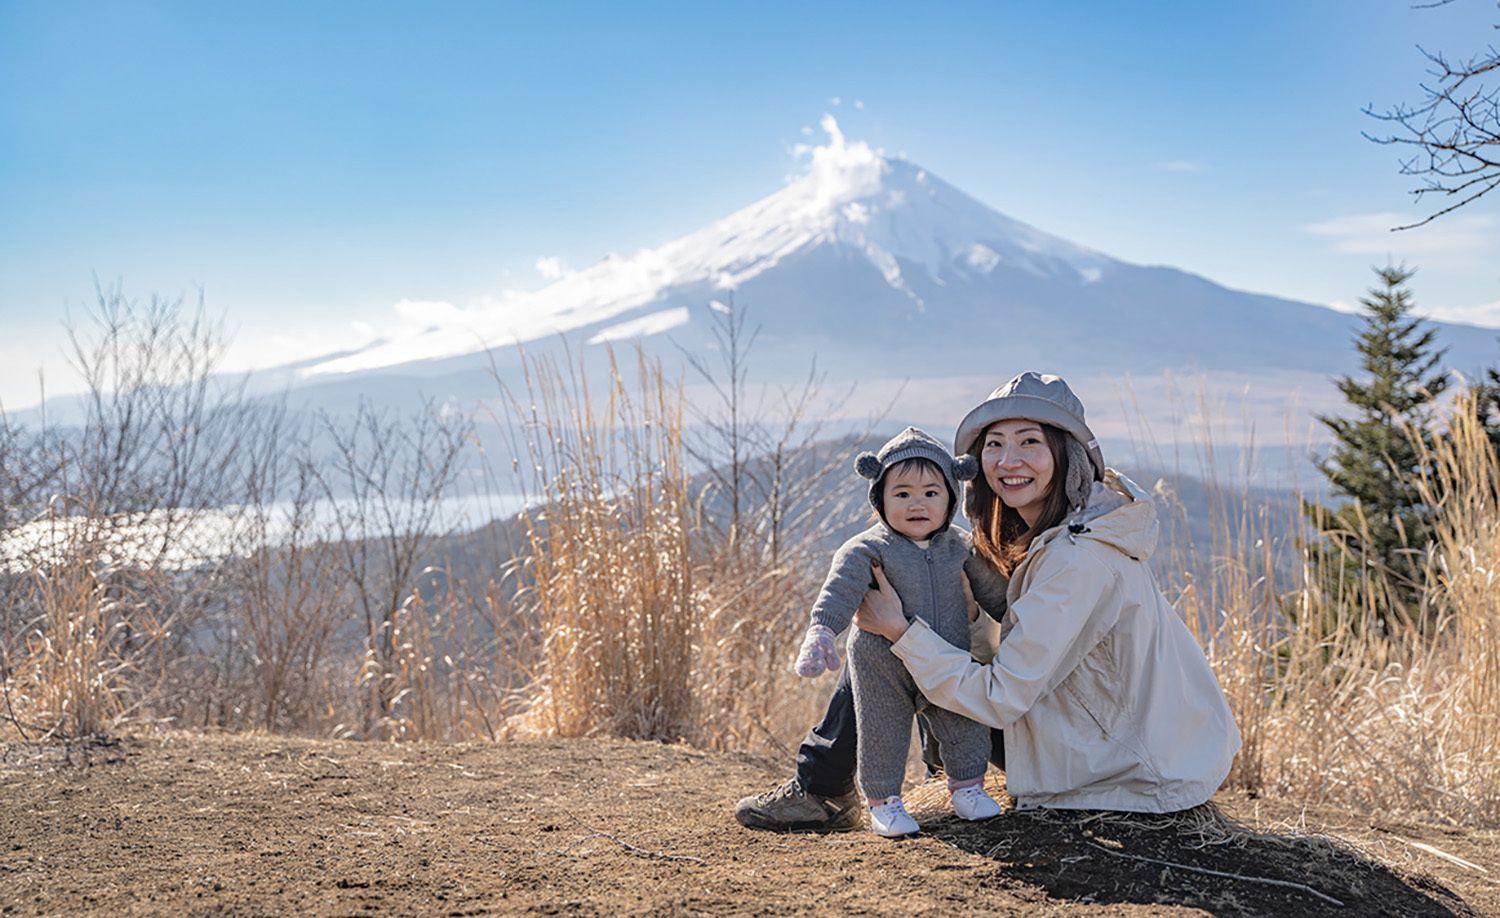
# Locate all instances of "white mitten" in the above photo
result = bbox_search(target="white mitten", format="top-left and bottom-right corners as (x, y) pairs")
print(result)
(793, 624), (840, 677)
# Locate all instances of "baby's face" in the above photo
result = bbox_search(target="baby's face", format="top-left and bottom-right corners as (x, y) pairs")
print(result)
(881, 466), (949, 541)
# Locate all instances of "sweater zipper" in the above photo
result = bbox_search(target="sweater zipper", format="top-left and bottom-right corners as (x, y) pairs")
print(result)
(924, 548), (936, 625)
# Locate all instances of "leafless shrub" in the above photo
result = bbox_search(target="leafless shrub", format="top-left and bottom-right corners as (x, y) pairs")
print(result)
(312, 397), (473, 739)
(216, 405), (349, 734)
(1, 284), (263, 738)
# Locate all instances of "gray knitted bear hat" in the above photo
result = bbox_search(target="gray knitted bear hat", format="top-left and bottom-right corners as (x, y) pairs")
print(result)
(856, 426), (977, 531)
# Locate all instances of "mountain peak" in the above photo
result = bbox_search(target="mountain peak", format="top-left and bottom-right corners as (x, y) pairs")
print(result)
(301, 117), (1112, 377)
(659, 116), (1113, 302)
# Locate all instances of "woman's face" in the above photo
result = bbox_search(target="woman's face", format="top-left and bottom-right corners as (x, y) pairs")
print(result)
(979, 419), (1055, 527)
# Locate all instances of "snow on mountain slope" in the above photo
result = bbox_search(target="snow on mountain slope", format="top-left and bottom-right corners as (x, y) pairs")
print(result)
(280, 113), (1497, 461)
(301, 116), (1112, 377)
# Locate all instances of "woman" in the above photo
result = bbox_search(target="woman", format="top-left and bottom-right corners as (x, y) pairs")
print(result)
(734, 372), (1239, 827)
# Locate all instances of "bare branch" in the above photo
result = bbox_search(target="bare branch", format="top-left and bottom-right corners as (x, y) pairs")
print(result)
(1367, 18), (1500, 226)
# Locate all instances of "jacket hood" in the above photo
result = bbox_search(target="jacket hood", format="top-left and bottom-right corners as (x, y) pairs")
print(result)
(1050, 469), (1159, 562)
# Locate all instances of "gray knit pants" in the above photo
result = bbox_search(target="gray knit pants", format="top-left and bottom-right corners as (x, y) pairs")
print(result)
(847, 628), (990, 800)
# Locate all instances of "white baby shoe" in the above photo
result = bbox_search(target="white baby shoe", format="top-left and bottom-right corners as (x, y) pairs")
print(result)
(868, 796), (920, 837)
(951, 784), (1003, 821)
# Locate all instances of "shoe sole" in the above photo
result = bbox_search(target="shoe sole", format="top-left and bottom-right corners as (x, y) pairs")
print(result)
(735, 812), (863, 833)
(871, 827), (920, 838)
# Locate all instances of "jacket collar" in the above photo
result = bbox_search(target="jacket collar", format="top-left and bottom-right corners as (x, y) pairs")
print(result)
(1034, 469), (1159, 562)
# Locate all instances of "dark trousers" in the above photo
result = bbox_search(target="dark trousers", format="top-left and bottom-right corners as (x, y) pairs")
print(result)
(795, 664), (1005, 798)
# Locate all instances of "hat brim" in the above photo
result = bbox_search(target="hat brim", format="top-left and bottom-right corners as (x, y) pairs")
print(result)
(953, 394), (1105, 481)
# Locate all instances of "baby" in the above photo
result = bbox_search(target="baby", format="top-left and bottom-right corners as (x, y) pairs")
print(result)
(794, 427), (1003, 837)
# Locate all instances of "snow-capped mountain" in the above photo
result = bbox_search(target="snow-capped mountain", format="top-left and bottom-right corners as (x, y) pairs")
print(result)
(280, 116), (1495, 449)
(296, 116), (1118, 380)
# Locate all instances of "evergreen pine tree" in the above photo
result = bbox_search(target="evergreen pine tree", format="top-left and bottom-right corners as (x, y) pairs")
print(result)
(1475, 360), (1500, 452)
(1310, 265), (1448, 630)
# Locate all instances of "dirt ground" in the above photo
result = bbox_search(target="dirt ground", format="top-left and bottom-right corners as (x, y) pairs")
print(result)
(2, 731), (1497, 917)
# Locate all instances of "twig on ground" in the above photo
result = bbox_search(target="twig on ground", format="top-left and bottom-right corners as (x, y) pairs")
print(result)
(557, 814), (706, 864)
(1392, 836), (1490, 873)
(1086, 841), (1344, 906)
(0, 663), (33, 742)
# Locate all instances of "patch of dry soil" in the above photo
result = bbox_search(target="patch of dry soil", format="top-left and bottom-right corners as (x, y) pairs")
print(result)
(2, 732), (1497, 916)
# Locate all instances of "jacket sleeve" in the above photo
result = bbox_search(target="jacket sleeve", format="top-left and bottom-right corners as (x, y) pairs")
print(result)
(890, 543), (1121, 731)
(808, 537), (880, 635)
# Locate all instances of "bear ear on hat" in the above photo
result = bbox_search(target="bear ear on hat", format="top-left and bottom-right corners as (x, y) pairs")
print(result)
(953, 454), (978, 482)
(855, 452), (884, 480)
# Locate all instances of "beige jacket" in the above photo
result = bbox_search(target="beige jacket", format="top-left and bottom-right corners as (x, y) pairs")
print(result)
(891, 470), (1241, 813)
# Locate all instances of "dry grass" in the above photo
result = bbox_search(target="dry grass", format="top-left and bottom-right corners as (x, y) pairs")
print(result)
(495, 347), (697, 741)
(0, 507), (188, 740)
(1165, 388), (1500, 826)
(492, 346), (830, 750)
(2, 534), (129, 740)
(3, 306), (1498, 830)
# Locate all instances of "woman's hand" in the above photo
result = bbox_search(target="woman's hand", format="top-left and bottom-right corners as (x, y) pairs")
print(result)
(853, 560), (911, 643)
(962, 570), (980, 623)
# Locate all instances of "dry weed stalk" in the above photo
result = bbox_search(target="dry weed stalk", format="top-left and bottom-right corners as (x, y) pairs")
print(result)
(366, 560), (522, 742)
(1149, 380), (1500, 826)
(1406, 391), (1500, 823)
(493, 339), (844, 752)
(499, 347), (695, 741)
(687, 549), (826, 754)
(3, 512), (141, 739)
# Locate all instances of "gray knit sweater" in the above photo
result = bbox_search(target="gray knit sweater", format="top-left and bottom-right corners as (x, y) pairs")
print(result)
(811, 523), (991, 651)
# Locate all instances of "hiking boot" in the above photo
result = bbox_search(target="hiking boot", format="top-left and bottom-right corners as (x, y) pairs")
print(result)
(868, 796), (919, 837)
(951, 784), (1003, 821)
(734, 778), (862, 832)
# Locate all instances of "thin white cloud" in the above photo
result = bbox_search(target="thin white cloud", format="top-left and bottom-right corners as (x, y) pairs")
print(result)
(1329, 293), (1500, 328)
(1434, 298), (1500, 327)
(829, 96), (842, 106)
(1301, 212), (1497, 256)
(854, 100), (864, 110)
(394, 299), (463, 325)
(0, 343), (67, 410)
(536, 255), (569, 279)
(785, 115), (886, 220)
(218, 321), (383, 378)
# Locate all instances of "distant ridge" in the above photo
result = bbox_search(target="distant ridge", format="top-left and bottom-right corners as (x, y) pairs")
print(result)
(243, 117), (1496, 456)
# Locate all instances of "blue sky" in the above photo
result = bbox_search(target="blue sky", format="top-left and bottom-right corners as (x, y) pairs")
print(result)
(2, 0), (1498, 409)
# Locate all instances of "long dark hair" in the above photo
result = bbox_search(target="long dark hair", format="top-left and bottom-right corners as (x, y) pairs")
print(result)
(968, 423), (1072, 575)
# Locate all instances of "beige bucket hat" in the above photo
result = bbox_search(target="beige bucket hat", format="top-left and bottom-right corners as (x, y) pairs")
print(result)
(952, 371), (1105, 482)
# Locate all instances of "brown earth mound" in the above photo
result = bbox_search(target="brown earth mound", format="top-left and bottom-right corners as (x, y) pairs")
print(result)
(2, 731), (1497, 916)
